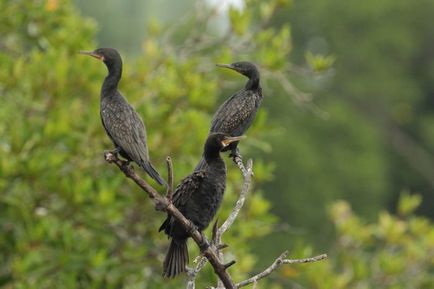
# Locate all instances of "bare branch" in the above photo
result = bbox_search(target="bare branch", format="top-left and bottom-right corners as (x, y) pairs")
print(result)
(104, 152), (161, 201)
(262, 69), (329, 119)
(186, 256), (209, 289)
(233, 155), (249, 176)
(217, 159), (253, 238)
(104, 152), (236, 289)
(223, 260), (237, 270)
(235, 252), (328, 288)
(165, 156), (174, 200)
(282, 253), (328, 265)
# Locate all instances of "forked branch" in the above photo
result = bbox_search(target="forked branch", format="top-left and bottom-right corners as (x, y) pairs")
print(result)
(235, 251), (328, 288)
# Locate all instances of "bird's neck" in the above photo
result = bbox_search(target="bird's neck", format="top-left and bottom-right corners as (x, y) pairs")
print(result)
(245, 71), (260, 90)
(205, 154), (225, 172)
(101, 63), (122, 96)
(204, 146), (223, 164)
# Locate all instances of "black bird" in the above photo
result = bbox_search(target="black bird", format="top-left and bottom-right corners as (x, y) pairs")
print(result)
(196, 61), (262, 170)
(159, 133), (244, 278)
(80, 48), (165, 186)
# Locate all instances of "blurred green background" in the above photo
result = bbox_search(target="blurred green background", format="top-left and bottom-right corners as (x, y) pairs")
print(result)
(1, 0), (433, 288)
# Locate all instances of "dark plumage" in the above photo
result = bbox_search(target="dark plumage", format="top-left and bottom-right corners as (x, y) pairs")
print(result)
(159, 133), (244, 278)
(80, 48), (165, 186)
(196, 61), (262, 170)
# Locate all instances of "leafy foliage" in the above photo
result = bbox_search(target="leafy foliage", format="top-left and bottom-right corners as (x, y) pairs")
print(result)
(293, 194), (434, 289)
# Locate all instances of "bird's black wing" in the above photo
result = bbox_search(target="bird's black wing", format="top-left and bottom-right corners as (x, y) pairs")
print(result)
(159, 170), (206, 232)
(101, 93), (150, 165)
(172, 170), (206, 210)
(210, 90), (258, 136)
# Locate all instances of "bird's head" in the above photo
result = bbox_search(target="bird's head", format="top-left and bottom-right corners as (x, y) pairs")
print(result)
(204, 133), (245, 156)
(80, 48), (121, 68)
(216, 61), (259, 79)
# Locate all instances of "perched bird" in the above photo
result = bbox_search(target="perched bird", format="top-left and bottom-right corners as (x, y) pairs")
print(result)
(159, 133), (244, 278)
(196, 61), (262, 170)
(80, 48), (165, 186)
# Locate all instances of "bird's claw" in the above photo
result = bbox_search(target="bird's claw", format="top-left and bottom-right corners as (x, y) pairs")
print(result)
(187, 221), (199, 235)
(199, 233), (210, 251)
(108, 147), (121, 155)
(229, 150), (242, 164)
(120, 161), (133, 175)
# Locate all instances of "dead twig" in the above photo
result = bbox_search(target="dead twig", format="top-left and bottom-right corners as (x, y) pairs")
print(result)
(217, 159), (253, 239)
(235, 251), (328, 288)
(165, 156), (174, 200)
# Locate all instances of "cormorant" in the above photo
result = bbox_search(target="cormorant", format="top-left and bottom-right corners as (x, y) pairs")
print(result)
(159, 133), (244, 278)
(196, 61), (262, 170)
(80, 48), (165, 186)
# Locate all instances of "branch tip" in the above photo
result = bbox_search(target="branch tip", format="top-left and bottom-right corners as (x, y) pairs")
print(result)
(223, 260), (236, 270)
(165, 156), (174, 199)
(235, 251), (327, 288)
(217, 243), (228, 250)
(211, 218), (219, 241)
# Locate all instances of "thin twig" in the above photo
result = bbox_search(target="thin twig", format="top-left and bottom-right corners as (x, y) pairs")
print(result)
(282, 254), (328, 265)
(165, 156), (174, 200)
(186, 256), (209, 289)
(217, 159), (253, 238)
(215, 158), (253, 289)
(233, 155), (248, 176)
(235, 252), (328, 288)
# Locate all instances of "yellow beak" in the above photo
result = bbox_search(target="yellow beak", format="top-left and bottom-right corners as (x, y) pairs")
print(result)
(221, 135), (245, 147)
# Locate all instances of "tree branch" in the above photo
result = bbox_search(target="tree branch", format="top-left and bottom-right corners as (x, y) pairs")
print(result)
(165, 156), (174, 200)
(235, 251), (328, 288)
(217, 159), (253, 239)
(233, 155), (249, 177)
(104, 152), (236, 289)
(186, 256), (209, 289)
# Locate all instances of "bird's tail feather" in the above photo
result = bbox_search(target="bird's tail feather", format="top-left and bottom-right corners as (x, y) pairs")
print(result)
(142, 161), (166, 186)
(163, 239), (189, 278)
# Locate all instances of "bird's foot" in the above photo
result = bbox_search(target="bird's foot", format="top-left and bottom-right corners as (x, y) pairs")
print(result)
(104, 147), (123, 163)
(230, 151), (249, 176)
(198, 233), (210, 252)
(228, 148), (241, 162)
(187, 220), (199, 235)
(106, 147), (121, 156)
(120, 161), (133, 175)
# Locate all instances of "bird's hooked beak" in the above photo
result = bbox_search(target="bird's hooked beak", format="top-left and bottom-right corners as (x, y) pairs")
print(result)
(79, 50), (104, 61)
(216, 63), (235, 71)
(221, 135), (245, 147)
